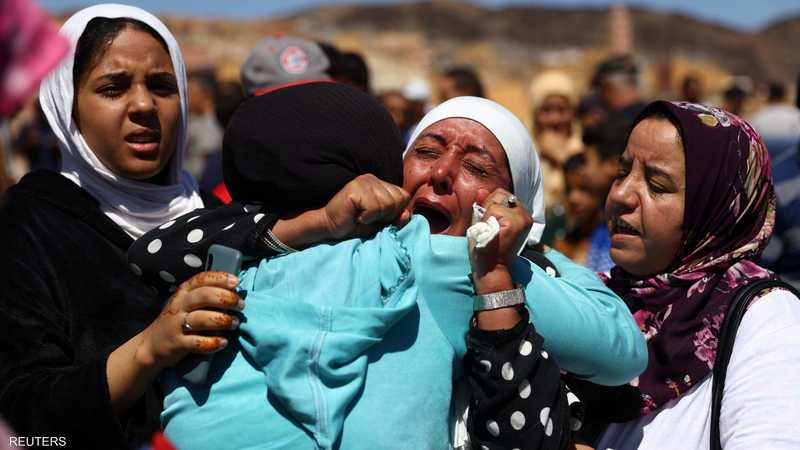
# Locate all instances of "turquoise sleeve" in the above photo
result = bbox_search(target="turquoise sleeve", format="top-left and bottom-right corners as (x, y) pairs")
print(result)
(512, 249), (647, 385)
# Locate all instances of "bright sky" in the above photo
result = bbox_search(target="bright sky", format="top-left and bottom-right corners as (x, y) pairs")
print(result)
(40, 0), (800, 31)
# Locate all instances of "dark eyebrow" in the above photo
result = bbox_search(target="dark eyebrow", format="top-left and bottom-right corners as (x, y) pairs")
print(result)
(147, 72), (178, 89)
(93, 71), (130, 83)
(147, 71), (177, 82)
(415, 132), (447, 147)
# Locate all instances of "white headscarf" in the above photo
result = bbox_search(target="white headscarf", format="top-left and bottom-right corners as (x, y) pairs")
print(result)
(39, 4), (203, 239)
(404, 96), (546, 246)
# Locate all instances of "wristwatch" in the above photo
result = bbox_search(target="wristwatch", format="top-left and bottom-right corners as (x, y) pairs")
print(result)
(473, 287), (526, 311)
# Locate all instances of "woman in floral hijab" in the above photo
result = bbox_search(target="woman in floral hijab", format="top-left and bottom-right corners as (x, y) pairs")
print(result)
(595, 100), (800, 449)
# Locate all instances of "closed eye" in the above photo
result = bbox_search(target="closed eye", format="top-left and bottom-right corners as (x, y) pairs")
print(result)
(413, 147), (440, 159)
(464, 160), (489, 177)
(648, 181), (668, 194)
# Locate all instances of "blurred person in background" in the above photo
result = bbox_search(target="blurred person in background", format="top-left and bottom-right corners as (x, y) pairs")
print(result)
(577, 94), (607, 129)
(576, 67), (608, 129)
(581, 56), (644, 205)
(554, 153), (613, 272)
(184, 68), (222, 180)
(321, 43), (371, 94)
(759, 79), (800, 291)
(401, 77), (432, 144)
(241, 36), (330, 97)
(596, 55), (646, 133)
(679, 74), (704, 104)
(761, 134), (800, 291)
(437, 66), (485, 101)
(7, 97), (60, 180)
(582, 119), (627, 201)
(722, 83), (747, 116)
(198, 80), (245, 194)
(379, 90), (413, 136)
(750, 81), (800, 154)
(0, 0), (68, 195)
(337, 51), (371, 93)
(214, 80), (245, 128)
(529, 70), (583, 245)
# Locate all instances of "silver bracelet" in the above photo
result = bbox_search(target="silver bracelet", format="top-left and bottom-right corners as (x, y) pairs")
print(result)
(260, 227), (297, 254)
(473, 287), (526, 311)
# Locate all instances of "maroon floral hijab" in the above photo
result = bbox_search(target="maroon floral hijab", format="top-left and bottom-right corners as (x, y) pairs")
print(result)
(604, 101), (776, 414)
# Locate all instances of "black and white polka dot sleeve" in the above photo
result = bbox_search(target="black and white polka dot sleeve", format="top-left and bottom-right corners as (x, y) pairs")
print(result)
(127, 202), (275, 292)
(465, 308), (584, 450)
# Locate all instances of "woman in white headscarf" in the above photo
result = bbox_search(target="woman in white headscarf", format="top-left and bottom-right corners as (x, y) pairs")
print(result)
(0, 5), (242, 448)
(403, 95), (546, 249)
(401, 96), (599, 449)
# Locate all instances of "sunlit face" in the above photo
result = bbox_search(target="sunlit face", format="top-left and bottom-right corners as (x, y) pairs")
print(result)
(74, 27), (180, 182)
(534, 94), (573, 135)
(403, 118), (512, 236)
(605, 118), (685, 277)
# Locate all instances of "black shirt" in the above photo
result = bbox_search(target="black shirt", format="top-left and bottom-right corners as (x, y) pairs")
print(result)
(0, 171), (172, 449)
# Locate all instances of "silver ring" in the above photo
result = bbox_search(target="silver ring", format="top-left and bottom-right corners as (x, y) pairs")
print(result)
(181, 313), (193, 333)
(504, 194), (518, 208)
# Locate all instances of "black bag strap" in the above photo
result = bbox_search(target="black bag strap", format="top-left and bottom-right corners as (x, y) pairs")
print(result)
(710, 279), (799, 450)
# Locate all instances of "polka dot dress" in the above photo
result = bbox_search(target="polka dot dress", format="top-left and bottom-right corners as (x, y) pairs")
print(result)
(465, 308), (584, 450)
(127, 202), (277, 293)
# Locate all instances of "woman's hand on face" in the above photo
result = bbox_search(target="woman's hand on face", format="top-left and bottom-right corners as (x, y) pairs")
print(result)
(139, 271), (242, 371)
(471, 188), (533, 276)
(470, 188), (532, 330)
(321, 174), (411, 240)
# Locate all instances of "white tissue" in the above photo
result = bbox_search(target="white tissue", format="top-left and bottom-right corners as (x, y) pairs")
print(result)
(466, 202), (500, 248)
(471, 202), (486, 226)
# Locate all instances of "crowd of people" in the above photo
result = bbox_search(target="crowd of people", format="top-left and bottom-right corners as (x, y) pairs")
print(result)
(0, 1), (799, 449)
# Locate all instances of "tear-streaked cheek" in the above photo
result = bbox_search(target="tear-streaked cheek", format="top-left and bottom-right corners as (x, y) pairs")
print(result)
(402, 163), (430, 193)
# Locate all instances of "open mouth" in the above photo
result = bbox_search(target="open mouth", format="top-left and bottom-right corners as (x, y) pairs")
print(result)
(610, 217), (640, 236)
(413, 202), (452, 234)
(125, 130), (161, 153)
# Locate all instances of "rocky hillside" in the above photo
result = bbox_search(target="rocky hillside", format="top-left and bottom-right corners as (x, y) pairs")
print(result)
(278, 1), (800, 81)
(52, 1), (800, 119)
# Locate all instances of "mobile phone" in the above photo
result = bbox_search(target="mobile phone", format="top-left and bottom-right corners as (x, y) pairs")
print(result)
(177, 245), (242, 384)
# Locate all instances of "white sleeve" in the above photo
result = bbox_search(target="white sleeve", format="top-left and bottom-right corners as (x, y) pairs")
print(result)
(719, 289), (800, 450)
